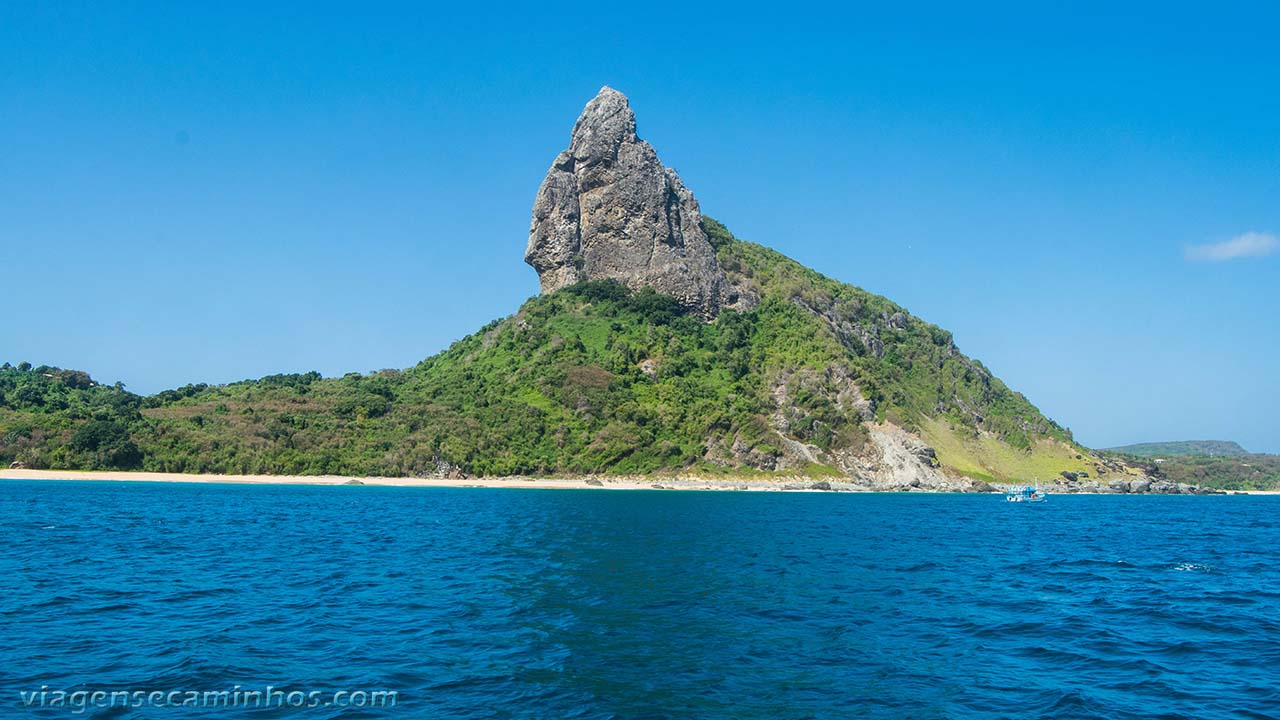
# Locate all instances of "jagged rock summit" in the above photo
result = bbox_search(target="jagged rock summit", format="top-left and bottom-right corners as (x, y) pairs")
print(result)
(525, 86), (726, 317)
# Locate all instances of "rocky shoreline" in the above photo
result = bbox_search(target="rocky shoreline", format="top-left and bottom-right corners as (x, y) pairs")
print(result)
(1032, 476), (1227, 495)
(634, 474), (1230, 495)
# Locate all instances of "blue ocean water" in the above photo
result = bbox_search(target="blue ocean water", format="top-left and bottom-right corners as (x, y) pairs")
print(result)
(1, 482), (1278, 719)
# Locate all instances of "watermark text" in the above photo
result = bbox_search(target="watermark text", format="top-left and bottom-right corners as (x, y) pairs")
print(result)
(18, 685), (398, 714)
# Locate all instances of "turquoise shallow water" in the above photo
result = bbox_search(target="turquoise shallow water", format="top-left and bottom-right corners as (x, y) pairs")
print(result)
(1, 481), (1278, 719)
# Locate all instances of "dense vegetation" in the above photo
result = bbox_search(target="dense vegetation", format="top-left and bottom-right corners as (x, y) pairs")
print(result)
(3, 220), (1089, 480)
(0, 363), (145, 470)
(1106, 440), (1249, 458)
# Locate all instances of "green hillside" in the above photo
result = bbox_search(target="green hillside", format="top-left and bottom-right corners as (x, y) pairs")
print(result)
(1144, 454), (1280, 491)
(1100, 446), (1279, 491)
(3, 220), (1097, 482)
(1106, 440), (1249, 457)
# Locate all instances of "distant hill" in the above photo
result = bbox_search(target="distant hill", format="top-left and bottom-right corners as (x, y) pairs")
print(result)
(1103, 440), (1278, 490)
(1119, 452), (1280, 492)
(1107, 440), (1249, 458)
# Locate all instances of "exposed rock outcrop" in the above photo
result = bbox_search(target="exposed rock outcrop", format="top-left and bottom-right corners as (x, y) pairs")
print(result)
(525, 86), (726, 317)
(863, 423), (955, 490)
(1031, 474), (1222, 495)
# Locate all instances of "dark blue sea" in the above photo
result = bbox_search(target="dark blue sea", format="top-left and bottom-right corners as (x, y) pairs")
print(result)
(2, 481), (1278, 719)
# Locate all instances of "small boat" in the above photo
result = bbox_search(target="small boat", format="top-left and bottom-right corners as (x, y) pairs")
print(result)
(1005, 484), (1046, 503)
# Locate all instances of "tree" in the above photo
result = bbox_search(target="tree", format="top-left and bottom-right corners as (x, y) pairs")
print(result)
(71, 420), (142, 469)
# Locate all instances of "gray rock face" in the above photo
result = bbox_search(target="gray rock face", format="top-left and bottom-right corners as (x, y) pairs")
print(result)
(525, 87), (726, 317)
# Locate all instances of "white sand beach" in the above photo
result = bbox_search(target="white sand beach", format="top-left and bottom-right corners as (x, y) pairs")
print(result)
(0, 468), (845, 492)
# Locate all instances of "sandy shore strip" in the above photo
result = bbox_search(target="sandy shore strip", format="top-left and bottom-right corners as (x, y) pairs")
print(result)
(0, 468), (847, 492)
(4, 469), (1276, 494)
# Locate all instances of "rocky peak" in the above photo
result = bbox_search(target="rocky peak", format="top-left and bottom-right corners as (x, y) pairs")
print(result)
(568, 86), (636, 165)
(525, 86), (726, 317)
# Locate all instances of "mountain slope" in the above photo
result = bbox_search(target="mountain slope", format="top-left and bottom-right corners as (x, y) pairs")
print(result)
(4, 220), (1110, 487)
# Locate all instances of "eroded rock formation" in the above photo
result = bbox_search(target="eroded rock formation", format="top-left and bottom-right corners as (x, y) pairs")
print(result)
(525, 86), (726, 317)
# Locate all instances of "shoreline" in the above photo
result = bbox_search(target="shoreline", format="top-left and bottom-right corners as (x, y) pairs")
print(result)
(2, 469), (1277, 494)
(0, 469), (843, 492)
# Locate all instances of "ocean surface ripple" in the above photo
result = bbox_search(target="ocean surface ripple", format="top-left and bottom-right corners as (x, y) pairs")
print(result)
(2, 482), (1278, 719)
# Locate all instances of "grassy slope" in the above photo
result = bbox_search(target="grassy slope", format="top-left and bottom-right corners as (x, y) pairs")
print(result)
(4, 220), (1097, 482)
(710, 220), (1088, 481)
(919, 418), (1095, 484)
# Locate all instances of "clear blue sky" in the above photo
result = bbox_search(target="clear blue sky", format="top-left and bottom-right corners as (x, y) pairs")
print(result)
(3, 2), (1277, 452)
